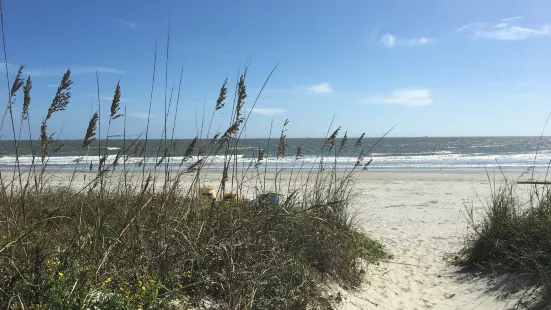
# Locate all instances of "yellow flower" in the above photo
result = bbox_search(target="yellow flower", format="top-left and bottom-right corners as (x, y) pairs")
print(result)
(103, 277), (112, 284)
(1, 235), (6, 239)
(57, 271), (64, 279)
(138, 280), (142, 285)
(149, 279), (155, 284)
(141, 286), (146, 291)
(119, 287), (124, 291)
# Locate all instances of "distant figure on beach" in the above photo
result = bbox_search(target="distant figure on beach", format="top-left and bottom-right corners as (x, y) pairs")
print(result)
(89, 162), (93, 171)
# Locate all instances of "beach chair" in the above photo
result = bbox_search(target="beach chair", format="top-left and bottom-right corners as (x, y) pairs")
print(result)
(199, 187), (216, 201)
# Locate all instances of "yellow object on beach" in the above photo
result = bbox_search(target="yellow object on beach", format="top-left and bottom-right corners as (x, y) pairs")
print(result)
(199, 187), (216, 200)
(223, 192), (239, 201)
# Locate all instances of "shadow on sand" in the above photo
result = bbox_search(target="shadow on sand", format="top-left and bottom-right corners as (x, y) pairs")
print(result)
(453, 264), (546, 310)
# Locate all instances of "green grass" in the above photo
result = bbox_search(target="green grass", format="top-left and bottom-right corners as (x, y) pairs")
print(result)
(0, 176), (389, 309)
(458, 180), (551, 307)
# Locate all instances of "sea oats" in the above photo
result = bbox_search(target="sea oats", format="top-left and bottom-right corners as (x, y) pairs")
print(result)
(183, 137), (198, 162)
(340, 131), (348, 151)
(326, 126), (341, 151)
(255, 148), (266, 168)
(216, 78), (228, 110)
(41, 69), (72, 162)
(83, 112), (99, 148)
(355, 133), (365, 148)
(295, 143), (303, 161)
(110, 81), (122, 120)
(10, 65), (24, 98)
(277, 134), (287, 159)
(22, 76), (32, 120)
(363, 158), (373, 170)
(210, 133), (220, 146)
(47, 69), (72, 120)
(185, 158), (204, 173)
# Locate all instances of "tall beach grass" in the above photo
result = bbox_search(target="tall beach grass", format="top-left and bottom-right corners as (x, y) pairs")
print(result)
(0, 25), (389, 309)
(458, 175), (551, 308)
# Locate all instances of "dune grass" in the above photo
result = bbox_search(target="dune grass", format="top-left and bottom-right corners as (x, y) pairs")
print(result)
(0, 36), (389, 309)
(458, 178), (551, 307)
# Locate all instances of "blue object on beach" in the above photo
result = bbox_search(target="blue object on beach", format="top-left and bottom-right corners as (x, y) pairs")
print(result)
(257, 192), (280, 207)
(267, 192), (279, 205)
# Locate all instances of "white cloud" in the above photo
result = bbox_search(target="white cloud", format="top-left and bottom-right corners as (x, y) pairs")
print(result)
(502, 16), (523, 22)
(245, 108), (286, 116)
(10, 65), (126, 77)
(368, 89), (433, 107)
(73, 66), (126, 75)
(100, 96), (130, 103)
(47, 84), (58, 88)
(456, 23), (473, 32)
(26, 68), (61, 77)
(381, 34), (396, 48)
(457, 18), (551, 41)
(405, 37), (430, 46)
(380, 33), (433, 48)
(114, 19), (137, 30)
(475, 25), (551, 40)
(128, 112), (157, 119)
(306, 82), (334, 94)
(0, 63), (126, 77)
(493, 23), (509, 28)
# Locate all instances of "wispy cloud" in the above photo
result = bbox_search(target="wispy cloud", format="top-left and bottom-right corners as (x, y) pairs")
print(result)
(502, 16), (523, 22)
(73, 66), (126, 75)
(367, 89), (433, 107)
(456, 23), (473, 32)
(305, 82), (334, 94)
(0, 62), (126, 77)
(245, 108), (286, 116)
(47, 84), (58, 88)
(457, 17), (551, 40)
(25, 68), (60, 77)
(381, 34), (397, 48)
(128, 112), (157, 119)
(101, 96), (130, 103)
(380, 33), (433, 48)
(478, 25), (551, 40)
(25, 65), (126, 77)
(114, 18), (137, 30)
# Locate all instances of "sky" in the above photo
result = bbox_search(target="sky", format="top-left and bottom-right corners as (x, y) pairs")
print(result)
(1, 0), (551, 139)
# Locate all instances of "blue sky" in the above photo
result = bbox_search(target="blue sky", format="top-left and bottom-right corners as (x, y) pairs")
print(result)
(1, 0), (551, 139)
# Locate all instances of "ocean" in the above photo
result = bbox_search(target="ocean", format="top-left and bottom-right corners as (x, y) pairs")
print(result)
(0, 136), (550, 171)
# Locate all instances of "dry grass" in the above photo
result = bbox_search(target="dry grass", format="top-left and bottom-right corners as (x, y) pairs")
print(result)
(458, 179), (551, 308)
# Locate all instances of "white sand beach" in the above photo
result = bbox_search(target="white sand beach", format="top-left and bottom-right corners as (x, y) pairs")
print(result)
(337, 171), (533, 310)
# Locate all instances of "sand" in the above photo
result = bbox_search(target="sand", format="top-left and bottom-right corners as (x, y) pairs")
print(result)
(29, 169), (539, 309)
(337, 171), (534, 310)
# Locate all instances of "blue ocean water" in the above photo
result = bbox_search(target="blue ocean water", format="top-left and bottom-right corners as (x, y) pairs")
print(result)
(0, 137), (550, 171)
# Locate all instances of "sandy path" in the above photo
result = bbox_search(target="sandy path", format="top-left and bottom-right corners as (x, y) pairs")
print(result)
(339, 171), (533, 310)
